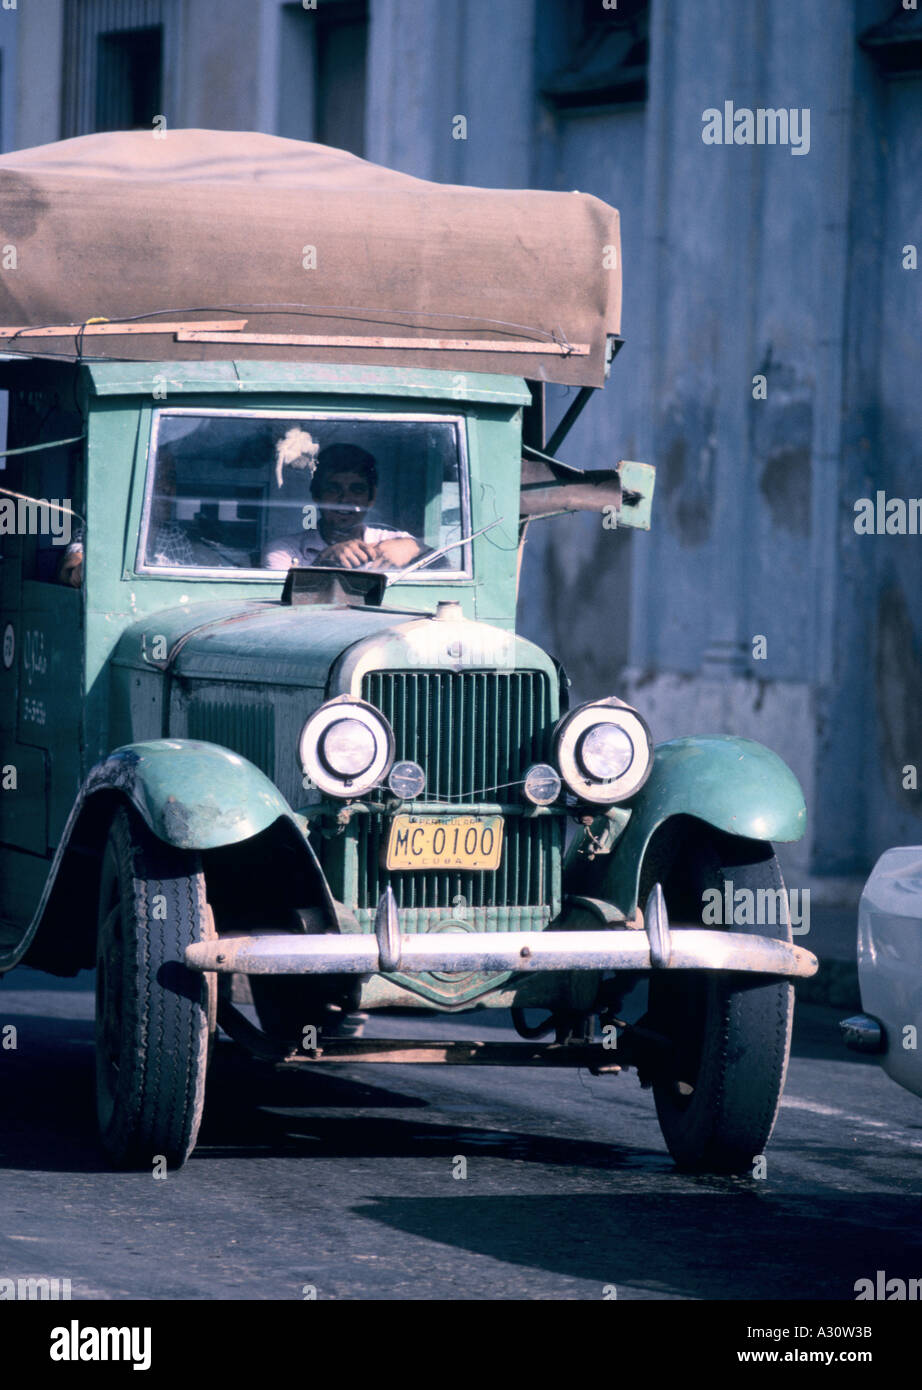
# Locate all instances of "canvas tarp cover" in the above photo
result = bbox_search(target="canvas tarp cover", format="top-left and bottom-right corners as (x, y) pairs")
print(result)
(0, 130), (621, 386)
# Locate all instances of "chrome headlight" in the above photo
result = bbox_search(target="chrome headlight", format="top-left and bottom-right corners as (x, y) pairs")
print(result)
(321, 719), (377, 777)
(299, 697), (394, 797)
(553, 698), (653, 804)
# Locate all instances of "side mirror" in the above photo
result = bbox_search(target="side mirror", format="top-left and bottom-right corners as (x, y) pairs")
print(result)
(519, 447), (655, 530)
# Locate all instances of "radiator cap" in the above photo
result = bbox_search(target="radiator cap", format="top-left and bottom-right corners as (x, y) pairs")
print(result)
(434, 600), (465, 622)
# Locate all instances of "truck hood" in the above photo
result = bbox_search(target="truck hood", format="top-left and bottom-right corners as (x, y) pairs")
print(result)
(111, 598), (558, 692)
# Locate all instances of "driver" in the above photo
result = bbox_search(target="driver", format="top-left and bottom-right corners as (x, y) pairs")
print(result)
(261, 442), (422, 571)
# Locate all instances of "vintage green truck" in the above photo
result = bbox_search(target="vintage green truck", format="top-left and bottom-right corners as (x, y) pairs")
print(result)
(0, 130), (814, 1171)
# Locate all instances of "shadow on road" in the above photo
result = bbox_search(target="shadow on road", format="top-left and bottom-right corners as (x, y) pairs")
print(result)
(351, 1190), (922, 1300)
(0, 986), (882, 1179)
(0, 1018), (662, 1173)
(195, 1041), (672, 1171)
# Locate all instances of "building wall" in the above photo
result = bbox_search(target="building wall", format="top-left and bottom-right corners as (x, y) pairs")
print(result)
(846, 15), (922, 874)
(619, 0), (920, 888)
(0, 1), (17, 155)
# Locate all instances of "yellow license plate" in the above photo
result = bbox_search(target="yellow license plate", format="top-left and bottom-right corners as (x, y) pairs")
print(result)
(385, 815), (504, 871)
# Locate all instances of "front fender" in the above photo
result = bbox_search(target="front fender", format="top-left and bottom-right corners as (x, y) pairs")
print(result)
(568, 735), (806, 917)
(89, 740), (294, 850)
(5, 740), (335, 977)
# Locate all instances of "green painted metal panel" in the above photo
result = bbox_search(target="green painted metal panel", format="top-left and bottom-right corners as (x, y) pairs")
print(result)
(184, 699), (276, 780)
(617, 460), (656, 531)
(465, 408), (522, 630)
(0, 847), (49, 938)
(631, 736), (807, 839)
(16, 581), (84, 848)
(568, 735), (807, 916)
(0, 742), (47, 855)
(80, 360), (532, 406)
(100, 739), (295, 850)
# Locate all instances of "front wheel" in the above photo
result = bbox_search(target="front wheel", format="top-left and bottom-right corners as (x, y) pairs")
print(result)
(645, 833), (794, 1174)
(95, 806), (216, 1169)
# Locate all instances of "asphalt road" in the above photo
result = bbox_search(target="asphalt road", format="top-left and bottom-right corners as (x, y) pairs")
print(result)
(1, 967), (920, 1301)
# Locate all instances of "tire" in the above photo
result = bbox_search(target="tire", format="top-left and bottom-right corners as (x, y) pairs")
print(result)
(646, 832), (793, 1174)
(95, 806), (216, 1169)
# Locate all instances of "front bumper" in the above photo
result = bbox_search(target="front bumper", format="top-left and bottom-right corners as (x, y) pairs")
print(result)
(184, 884), (818, 981)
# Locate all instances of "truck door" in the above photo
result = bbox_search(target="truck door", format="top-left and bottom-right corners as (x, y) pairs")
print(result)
(0, 386), (84, 936)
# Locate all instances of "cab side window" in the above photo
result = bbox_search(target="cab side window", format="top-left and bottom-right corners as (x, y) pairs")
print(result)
(0, 390), (84, 584)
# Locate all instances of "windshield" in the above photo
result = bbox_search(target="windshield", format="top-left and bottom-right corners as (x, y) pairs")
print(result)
(137, 409), (469, 577)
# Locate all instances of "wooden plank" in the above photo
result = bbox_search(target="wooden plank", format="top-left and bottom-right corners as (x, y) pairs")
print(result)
(175, 330), (590, 355)
(0, 319), (248, 338)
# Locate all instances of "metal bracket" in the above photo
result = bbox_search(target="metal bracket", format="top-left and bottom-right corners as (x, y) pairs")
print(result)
(645, 882), (672, 969)
(374, 885), (402, 973)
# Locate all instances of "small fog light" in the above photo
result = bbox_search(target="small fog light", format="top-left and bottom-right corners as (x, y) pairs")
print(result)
(387, 761), (427, 799)
(523, 763), (562, 806)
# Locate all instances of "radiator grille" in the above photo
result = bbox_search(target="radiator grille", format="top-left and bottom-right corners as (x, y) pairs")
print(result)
(358, 670), (560, 915)
(362, 669), (551, 803)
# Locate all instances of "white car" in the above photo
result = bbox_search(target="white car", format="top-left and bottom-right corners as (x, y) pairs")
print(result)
(841, 847), (922, 1097)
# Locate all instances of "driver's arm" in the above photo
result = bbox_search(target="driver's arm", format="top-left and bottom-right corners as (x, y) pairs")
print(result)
(314, 535), (422, 570)
(314, 537), (378, 568)
(366, 536), (421, 569)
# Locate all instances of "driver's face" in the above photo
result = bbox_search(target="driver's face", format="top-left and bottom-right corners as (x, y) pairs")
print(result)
(313, 469), (374, 541)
